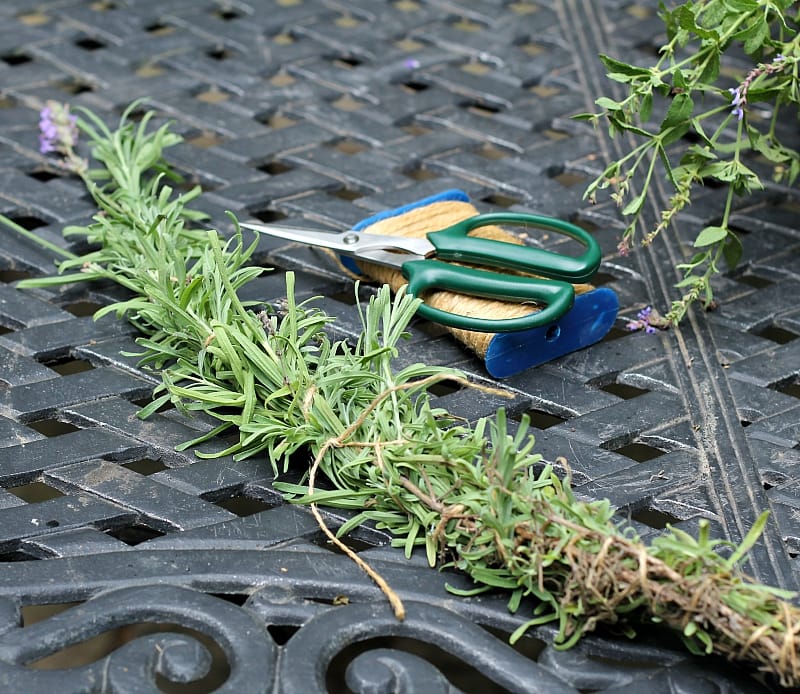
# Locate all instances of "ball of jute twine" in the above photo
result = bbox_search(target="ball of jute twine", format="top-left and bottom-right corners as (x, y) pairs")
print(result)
(332, 200), (595, 357)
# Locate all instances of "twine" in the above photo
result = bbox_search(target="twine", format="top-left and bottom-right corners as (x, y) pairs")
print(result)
(336, 200), (595, 357)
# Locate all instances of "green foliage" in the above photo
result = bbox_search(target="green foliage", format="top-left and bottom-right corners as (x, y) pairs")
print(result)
(581, 1), (799, 323)
(7, 105), (800, 686)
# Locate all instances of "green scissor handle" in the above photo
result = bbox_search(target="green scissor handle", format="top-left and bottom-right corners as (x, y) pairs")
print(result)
(397, 212), (601, 332)
(427, 213), (601, 283)
(402, 259), (575, 332)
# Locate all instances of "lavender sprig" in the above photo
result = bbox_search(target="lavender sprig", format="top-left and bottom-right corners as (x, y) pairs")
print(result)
(625, 305), (669, 334)
(38, 100), (87, 174)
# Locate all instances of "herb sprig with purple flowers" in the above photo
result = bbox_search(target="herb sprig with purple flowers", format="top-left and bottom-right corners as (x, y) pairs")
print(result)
(580, 0), (798, 324)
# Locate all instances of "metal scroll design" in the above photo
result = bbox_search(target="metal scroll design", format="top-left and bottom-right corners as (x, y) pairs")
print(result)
(0, 585), (275, 693)
(0, 585), (775, 693)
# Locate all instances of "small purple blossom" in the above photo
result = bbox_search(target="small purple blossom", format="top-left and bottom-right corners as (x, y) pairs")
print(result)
(403, 58), (420, 69)
(626, 305), (663, 334)
(38, 101), (78, 156)
(728, 86), (745, 120)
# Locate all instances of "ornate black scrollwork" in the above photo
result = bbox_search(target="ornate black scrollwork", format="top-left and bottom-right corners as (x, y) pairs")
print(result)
(277, 601), (576, 693)
(0, 585), (276, 692)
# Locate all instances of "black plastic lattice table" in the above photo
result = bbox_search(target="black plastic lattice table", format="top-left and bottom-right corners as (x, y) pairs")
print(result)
(0, 1), (798, 692)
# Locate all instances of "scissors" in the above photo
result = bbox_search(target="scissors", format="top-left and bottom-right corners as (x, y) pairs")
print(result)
(239, 213), (601, 333)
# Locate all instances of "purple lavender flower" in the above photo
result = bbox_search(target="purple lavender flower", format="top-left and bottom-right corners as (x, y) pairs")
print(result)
(626, 305), (663, 334)
(728, 87), (745, 121)
(38, 101), (78, 155)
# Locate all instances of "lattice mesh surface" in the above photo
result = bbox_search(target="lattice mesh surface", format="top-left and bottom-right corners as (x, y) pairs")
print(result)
(0, 1), (798, 691)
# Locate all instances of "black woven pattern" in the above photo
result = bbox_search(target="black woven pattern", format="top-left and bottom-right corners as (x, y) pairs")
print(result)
(0, 1), (798, 691)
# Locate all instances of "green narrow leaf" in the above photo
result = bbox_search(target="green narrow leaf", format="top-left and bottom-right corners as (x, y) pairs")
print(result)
(726, 511), (769, 568)
(621, 191), (647, 216)
(661, 93), (694, 130)
(598, 54), (652, 77)
(722, 232), (743, 270)
(640, 92), (653, 123)
(693, 226), (728, 247)
(595, 96), (622, 111)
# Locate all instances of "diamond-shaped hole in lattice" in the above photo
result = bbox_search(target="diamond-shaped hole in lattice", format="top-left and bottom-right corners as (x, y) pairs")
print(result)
(312, 532), (375, 555)
(476, 144), (511, 160)
(547, 165), (587, 188)
(0, 549), (39, 562)
(185, 130), (227, 149)
(482, 192), (520, 207)
(132, 395), (175, 414)
(630, 507), (681, 530)
(105, 523), (166, 546)
(1, 52), (32, 66)
(27, 168), (61, 182)
(775, 378), (800, 401)
(193, 86), (230, 104)
(207, 45), (235, 61)
(600, 325), (632, 343)
(7, 481), (65, 503)
(214, 7), (242, 21)
(257, 159), (293, 175)
(736, 273), (774, 289)
(530, 84), (563, 98)
(527, 409), (568, 430)
(332, 55), (362, 69)
(16, 12), (51, 27)
(62, 300), (104, 317)
(331, 94), (365, 112)
(464, 101), (502, 117)
(214, 493), (274, 517)
(250, 208), (288, 223)
(328, 137), (368, 155)
(75, 37), (106, 51)
(122, 458), (169, 476)
(588, 271), (617, 286)
(614, 442), (666, 463)
(403, 165), (439, 181)
(27, 419), (81, 437)
(599, 381), (649, 400)
(543, 128), (570, 141)
(754, 324), (798, 345)
(428, 378), (466, 397)
(330, 187), (363, 201)
(399, 80), (429, 94)
(257, 110), (297, 129)
(6, 214), (48, 231)
(144, 21), (174, 35)
(58, 79), (94, 95)
(0, 268), (32, 283)
(43, 356), (95, 376)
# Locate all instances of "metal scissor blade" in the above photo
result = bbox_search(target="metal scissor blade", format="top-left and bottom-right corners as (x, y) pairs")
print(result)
(239, 222), (434, 259)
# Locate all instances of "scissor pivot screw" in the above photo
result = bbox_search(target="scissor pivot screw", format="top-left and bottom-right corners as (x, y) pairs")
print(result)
(342, 233), (359, 245)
